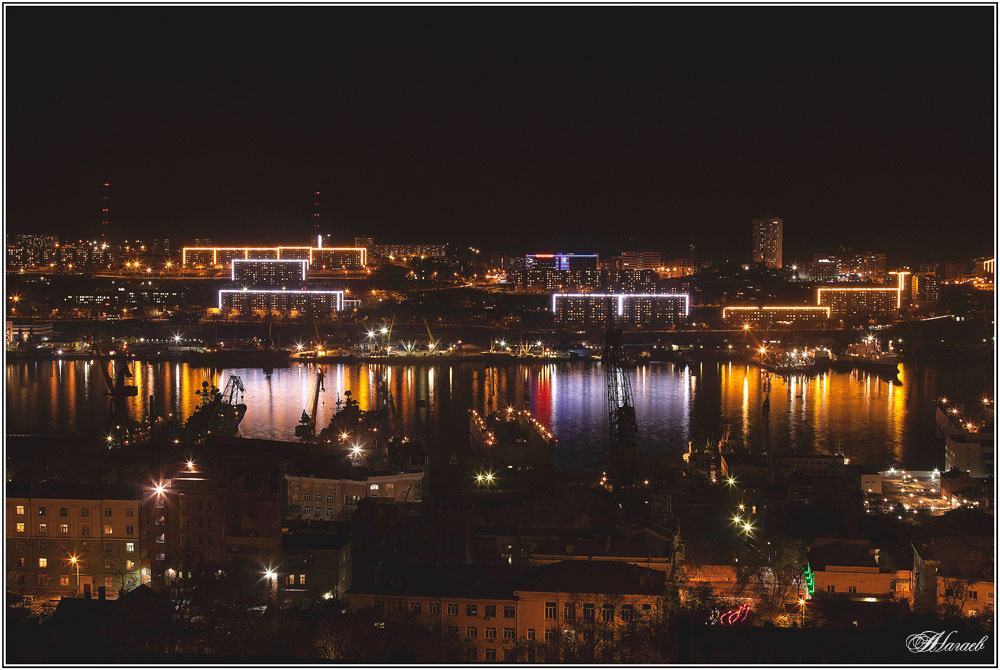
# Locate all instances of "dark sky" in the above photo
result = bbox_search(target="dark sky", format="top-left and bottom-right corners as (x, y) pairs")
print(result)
(5, 7), (995, 263)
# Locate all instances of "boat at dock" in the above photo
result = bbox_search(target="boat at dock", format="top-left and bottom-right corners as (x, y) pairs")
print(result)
(835, 336), (901, 372)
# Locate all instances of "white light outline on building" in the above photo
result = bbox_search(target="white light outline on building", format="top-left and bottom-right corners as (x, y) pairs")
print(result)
(182, 246), (367, 267)
(230, 258), (309, 281)
(219, 289), (344, 312)
(551, 293), (690, 317)
(816, 271), (909, 309)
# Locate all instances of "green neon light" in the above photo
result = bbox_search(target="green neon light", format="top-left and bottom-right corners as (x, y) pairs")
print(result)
(803, 562), (815, 595)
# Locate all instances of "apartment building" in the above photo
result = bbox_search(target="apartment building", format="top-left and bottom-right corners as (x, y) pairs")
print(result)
(7, 490), (142, 599)
(285, 471), (425, 521)
(347, 560), (665, 662)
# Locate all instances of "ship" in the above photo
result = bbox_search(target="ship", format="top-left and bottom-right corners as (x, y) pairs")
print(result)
(762, 348), (816, 375)
(183, 376), (247, 441)
(836, 335), (901, 372)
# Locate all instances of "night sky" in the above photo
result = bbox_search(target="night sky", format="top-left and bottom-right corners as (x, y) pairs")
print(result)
(6, 8), (995, 263)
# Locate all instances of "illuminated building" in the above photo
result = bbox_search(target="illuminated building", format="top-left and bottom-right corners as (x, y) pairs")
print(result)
(181, 246), (366, 270)
(945, 432), (994, 479)
(139, 466), (226, 587)
(370, 243), (447, 260)
(816, 272), (909, 322)
(506, 269), (665, 293)
(722, 305), (831, 327)
(910, 272), (940, 302)
(7, 491), (143, 599)
(621, 251), (662, 271)
(231, 259), (308, 287)
(285, 472), (424, 521)
(525, 253), (599, 271)
(552, 293), (689, 328)
(348, 561), (664, 663)
(805, 251), (887, 282)
(751, 216), (783, 269)
(219, 289), (343, 314)
(6, 321), (53, 345)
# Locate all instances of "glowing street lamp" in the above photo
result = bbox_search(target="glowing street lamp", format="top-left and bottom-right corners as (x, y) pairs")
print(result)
(68, 554), (81, 593)
(726, 477), (737, 487)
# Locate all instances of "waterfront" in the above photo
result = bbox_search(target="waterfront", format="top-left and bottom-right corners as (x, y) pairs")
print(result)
(7, 359), (992, 471)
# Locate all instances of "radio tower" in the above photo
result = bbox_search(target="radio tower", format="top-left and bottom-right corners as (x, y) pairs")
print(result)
(313, 190), (322, 248)
(100, 181), (111, 246)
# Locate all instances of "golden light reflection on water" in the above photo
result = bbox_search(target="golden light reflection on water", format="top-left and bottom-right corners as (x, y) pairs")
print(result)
(5, 359), (990, 469)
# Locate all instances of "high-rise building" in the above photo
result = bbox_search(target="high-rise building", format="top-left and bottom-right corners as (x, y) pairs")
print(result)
(525, 253), (599, 271)
(621, 251), (662, 271)
(751, 216), (783, 269)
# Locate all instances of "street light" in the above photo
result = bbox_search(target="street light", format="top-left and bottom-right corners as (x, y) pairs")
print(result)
(68, 555), (80, 594)
(263, 568), (276, 602)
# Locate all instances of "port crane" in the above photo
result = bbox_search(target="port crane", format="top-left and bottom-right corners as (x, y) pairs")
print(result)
(423, 318), (439, 352)
(295, 367), (326, 439)
(91, 343), (140, 444)
(603, 298), (638, 487)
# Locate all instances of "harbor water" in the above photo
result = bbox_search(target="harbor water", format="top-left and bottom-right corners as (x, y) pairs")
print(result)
(6, 359), (993, 471)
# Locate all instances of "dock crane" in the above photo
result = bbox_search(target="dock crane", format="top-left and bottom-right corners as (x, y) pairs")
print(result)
(92, 344), (139, 443)
(603, 297), (638, 488)
(295, 367), (326, 439)
(423, 317), (439, 352)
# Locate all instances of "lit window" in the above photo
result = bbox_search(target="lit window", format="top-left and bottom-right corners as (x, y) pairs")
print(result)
(126, 542), (135, 552)
(16, 523), (25, 533)
(104, 525), (113, 535)
(16, 505), (24, 515)
(299, 574), (306, 585)
(38, 523), (47, 534)
(38, 558), (47, 568)
(60, 575), (69, 586)
(126, 560), (135, 570)
(60, 524), (69, 535)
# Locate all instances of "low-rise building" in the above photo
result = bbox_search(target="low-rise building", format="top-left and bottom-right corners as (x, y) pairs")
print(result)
(804, 540), (897, 600)
(278, 522), (352, 606)
(912, 536), (994, 617)
(285, 471), (425, 521)
(945, 431), (994, 478)
(347, 561), (666, 662)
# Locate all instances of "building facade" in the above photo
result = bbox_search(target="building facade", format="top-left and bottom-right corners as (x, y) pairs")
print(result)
(621, 251), (662, 272)
(525, 254), (600, 271)
(285, 472), (425, 521)
(231, 259), (308, 286)
(7, 496), (142, 599)
(551, 293), (689, 328)
(751, 216), (783, 269)
(182, 246), (365, 270)
(722, 305), (831, 327)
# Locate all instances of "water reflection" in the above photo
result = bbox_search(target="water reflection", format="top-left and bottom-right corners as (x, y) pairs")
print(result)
(6, 359), (992, 471)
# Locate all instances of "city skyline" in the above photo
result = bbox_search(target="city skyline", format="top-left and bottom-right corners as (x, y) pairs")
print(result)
(5, 9), (994, 263)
